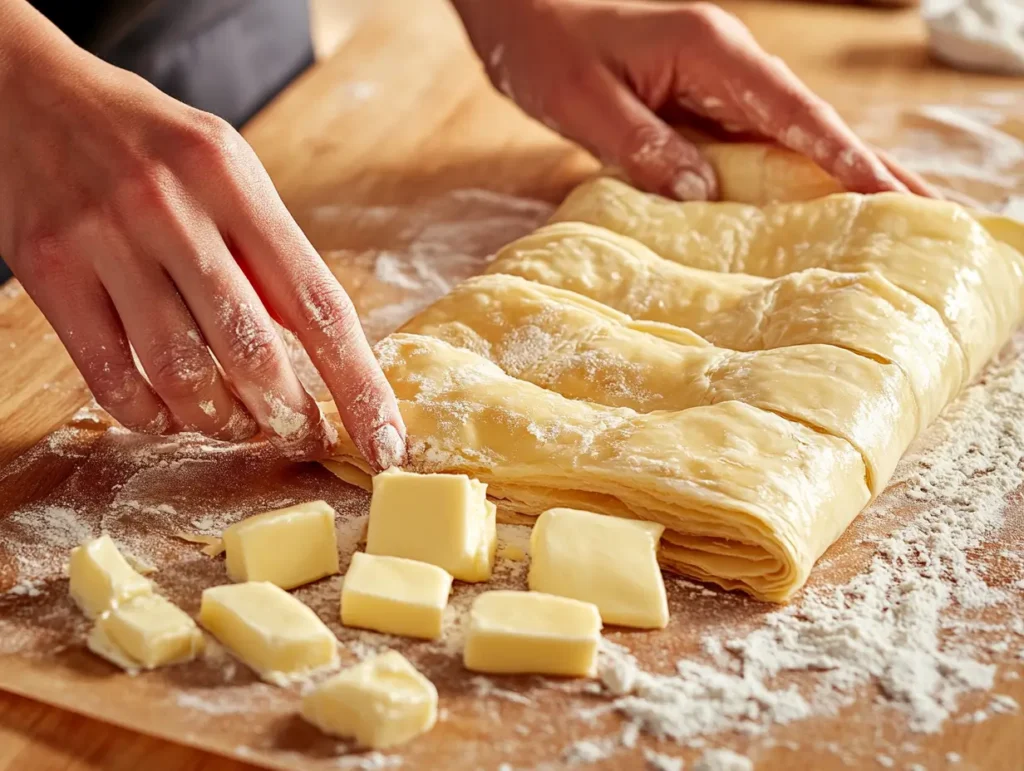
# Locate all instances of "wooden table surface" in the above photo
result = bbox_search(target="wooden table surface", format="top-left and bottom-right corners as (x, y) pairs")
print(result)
(1, 1), (1022, 769)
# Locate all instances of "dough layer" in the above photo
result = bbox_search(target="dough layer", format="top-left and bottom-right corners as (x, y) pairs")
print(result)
(327, 145), (1024, 602)
(400, 273), (917, 495)
(488, 221), (964, 429)
(548, 178), (1024, 379)
(326, 334), (870, 602)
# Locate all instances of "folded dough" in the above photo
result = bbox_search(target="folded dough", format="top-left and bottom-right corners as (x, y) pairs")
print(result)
(327, 146), (1024, 603)
(487, 221), (963, 429)
(325, 334), (870, 602)
(400, 273), (916, 495)
(549, 178), (1024, 378)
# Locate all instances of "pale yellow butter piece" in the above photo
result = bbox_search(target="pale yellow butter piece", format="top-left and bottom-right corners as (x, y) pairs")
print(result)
(69, 535), (152, 619)
(223, 500), (340, 589)
(463, 590), (601, 677)
(301, 651), (437, 748)
(529, 508), (669, 629)
(366, 468), (496, 582)
(91, 594), (203, 670)
(341, 552), (452, 640)
(199, 582), (337, 679)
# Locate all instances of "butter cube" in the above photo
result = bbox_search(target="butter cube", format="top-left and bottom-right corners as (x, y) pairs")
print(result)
(341, 552), (452, 640)
(199, 582), (337, 680)
(223, 500), (340, 589)
(529, 508), (669, 629)
(90, 594), (203, 670)
(301, 651), (437, 748)
(463, 590), (601, 677)
(69, 535), (152, 619)
(366, 468), (496, 582)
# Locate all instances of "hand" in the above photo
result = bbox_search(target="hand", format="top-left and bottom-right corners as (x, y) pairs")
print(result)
(0, 2), (405, 468)
(454, 0), (934, 200)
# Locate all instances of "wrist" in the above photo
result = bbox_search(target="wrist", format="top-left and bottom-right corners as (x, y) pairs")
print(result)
(0, 1), (88, 101)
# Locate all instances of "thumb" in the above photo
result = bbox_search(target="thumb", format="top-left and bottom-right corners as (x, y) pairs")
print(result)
(553, 67), (719, 201)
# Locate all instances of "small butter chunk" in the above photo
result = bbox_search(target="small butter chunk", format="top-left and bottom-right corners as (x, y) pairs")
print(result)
(341, 552), (452, 640)
(199, 582), (337, 679)
(223, 500), (340, 589)
(69, 535), (152, 619)
(91, 594), (203, 670)
(463, 590), (601, 677)
(366, 468), (496, 582)
(529, 508), (669, 629)
(302, 651), (437, 748)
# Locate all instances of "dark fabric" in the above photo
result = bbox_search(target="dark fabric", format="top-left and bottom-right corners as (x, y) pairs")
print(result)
(2, 0), (312, 283)
(99, 0), (314, 129)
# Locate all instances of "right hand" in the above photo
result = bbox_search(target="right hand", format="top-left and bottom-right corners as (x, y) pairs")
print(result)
(0, 3), (406, 469)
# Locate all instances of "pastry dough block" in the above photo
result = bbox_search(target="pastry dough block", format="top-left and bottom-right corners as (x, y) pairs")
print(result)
(199, 582), (337, 680)
(463, 590), (602, 677)
(327, 145), (1024, 602)
(222, 500), (340, 589)
(548, 178), (1024, 379)
(69, 535), (153, 619)
(328, 334), (870, 601)
(301, 651), (437, 748)
(341, 552), (452, 639)
(401, 272), (917, 495)
(366, 468), (496, 582)
(529, 507), (668, 629)
(487, 222), (963, 429)
(90, 594), (203, 671)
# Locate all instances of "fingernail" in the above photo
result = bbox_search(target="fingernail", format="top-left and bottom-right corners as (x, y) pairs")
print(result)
(370, 423), (405, 472)
(673, 170), (709, 201)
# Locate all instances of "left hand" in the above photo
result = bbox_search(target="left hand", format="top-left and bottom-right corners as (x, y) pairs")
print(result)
(452, 0), (933, 201)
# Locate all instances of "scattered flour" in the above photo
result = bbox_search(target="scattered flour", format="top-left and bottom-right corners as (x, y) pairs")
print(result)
(644, 749), (684, 771)
(8, 506), (94, 549)
(693, 748), (752, 771)
(582, 334), (1024, 750)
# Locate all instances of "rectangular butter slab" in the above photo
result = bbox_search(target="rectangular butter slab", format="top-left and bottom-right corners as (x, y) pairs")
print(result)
(302, 651), (437, 748)
(199, 582), (337, 680)
(463, 590), (601, 677)
(69, 535), (152, 619)
(341, 552), (452, 640)
(366, 468), (496, 582)
(529, 507), (669, 629)
(223, 500), (340, 589)
(92, 594), (203, 670)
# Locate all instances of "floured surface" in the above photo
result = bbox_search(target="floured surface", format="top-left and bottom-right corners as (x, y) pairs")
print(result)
(1, 1), (1024, 767)
(2, 336), (1024, 769)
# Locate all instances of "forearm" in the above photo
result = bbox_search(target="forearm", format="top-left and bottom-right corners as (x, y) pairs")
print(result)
(0, 1), (84, 92)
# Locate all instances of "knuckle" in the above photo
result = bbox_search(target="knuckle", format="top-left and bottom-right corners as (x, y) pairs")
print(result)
(175, 111), (247, 170)
(299, 280), (361, 339)
(109, 164), (176, 219)
(147, 340), (215, 398)
(686, 2), (733, 32)
(225, 315), (282, 375)
(620, 122), (671, 168)
(83, 358), (139, 408)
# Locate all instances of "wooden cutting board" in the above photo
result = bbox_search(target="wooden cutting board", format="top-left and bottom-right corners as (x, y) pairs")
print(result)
(1, 1), (1023, 770)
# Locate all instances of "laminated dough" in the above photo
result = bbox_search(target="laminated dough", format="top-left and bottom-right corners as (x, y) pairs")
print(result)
(400, 273), (916, 495)
(487, 222), (963, 429)
(547, 178), (1024, 379)
(327, 145), (1024, 602)
(326, 333), (871, 602)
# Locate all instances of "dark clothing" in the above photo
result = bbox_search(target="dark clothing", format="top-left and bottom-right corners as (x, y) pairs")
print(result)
(32, 0), (313, 128)
(0, 0), (312, 283)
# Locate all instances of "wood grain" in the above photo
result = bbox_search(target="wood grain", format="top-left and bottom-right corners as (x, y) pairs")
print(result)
(0, 1), (1022, 769)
